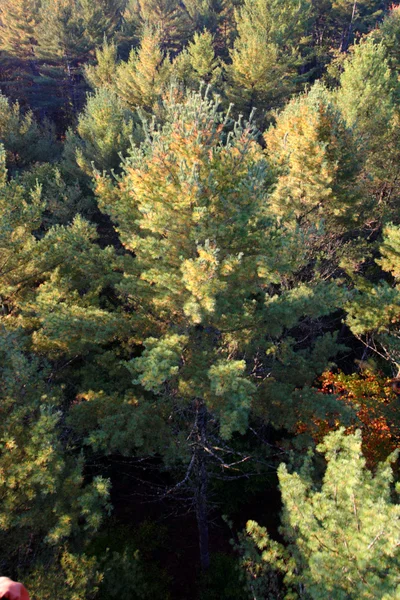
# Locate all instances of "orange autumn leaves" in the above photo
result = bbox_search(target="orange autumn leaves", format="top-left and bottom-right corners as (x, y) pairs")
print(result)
(299, 370), (400, 466)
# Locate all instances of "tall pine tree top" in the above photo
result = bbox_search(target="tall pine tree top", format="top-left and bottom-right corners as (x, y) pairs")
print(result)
(0, 0), (41, 59)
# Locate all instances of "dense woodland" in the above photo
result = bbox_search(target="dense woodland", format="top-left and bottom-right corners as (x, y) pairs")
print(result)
(1, 0), (400, 598)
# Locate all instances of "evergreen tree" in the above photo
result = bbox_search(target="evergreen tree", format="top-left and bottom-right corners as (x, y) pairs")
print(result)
(337, 36), (396, 138)
(20, 162), (94, 228)
(115, 27), (171, 112)
(0, 92), (59, 169)
(36, 0), (89, 66)
(34, 0), (90, 119)
(0, 0), (397, 592)
(184, 0), (225, 34)
(265, 83), (361, 229)
(240, 429), (400, 599)
(0, 0), (43, 110)
(227, 27), (285, 119)
(79, 0), (123, 49)
(332, 0), (386, 51)
(0, 152), (111, 596)
(116, 0), (142, 59)
(172, 29), (221, 87)
(136, 0), (193, 52)
(311, 0), (387, 66)
(337, 35), (400, 216)
(345, 224), (400, 369)
(0, 331), (110, 577)
(64, 87), (137, 175)
(84, 38), (119, 90)
(0, 0), (41, 59)
(0, 140), (121, 357)
(372, 4), (400, 72)
(91, 89), (349, 570)
(226, 0), (312, 119)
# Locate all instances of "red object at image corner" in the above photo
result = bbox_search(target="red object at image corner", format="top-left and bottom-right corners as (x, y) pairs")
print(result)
(0, 578), (30, 600)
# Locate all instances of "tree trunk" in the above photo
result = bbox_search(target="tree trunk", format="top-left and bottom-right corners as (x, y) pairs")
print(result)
(195, 401), (210, 571)
(341, 0), (357, 52)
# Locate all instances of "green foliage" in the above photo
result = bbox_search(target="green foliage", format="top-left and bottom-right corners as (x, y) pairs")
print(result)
(345, 224), (400, 368)
(0, 330), (110, 585)
(372, 4), (400, 71)
(184, 0), (230, 34)
(115, 26), (172, 112)
(130, 334), (188, 392)
(0, 156), (122, 359)
(65, 87), (137, 174)
(19, 162), (94, 227)
(35, 0), (89, 64)
(338, 36), (397, 135)
(34, 0), (92, 120)
(1, 1), (399, 595)
(208, 360), (256, 438)
(87, 520), (172, 600)
(0, 0), (41, 59)
(79, 0), (122, 50)
(95, 88), (347, 449)
(337, 35), (400, 211)
(172, 30), (221, 87)
(226, 0), (312, 117)
(0, 93), (59, 168)
(27, 551), (103, 600)
(265, 82), (361, 228)
(135, 0), (193, 52)
(116, 0), (142, 58)
(84, 38), (119, 90)
(311, 0), (386, 62)
(240, 429), (400, 599)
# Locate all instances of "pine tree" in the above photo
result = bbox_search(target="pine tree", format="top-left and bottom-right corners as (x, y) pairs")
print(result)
(172, 29), (221, 87)
(337, 36), (396, 137)
(65, 87), (137, 174)
(185, 30), (220, 83)
(136, 0), (193, 52)
(227, 27), (285, 119)
(184, 0), (225, 34)
(0, 92), (59, 169)
(240, 429), (400, 599)
(332, 0), (386, 51)
(0, 139), (122, 355)
(345, 224), (400, 370)
(0, 0), (41, 59)
(311, 0), (386, 63)
(115, 26), (171, 111)
(92, 89), (349, 570)
(264, 82), (361, 229)
(79, 0), (123, 49)
(84, 38), (119, 90)
(0, 154), (112, 595)
(226, 0), (312, 119)
(0, 332), (110, 562)
(0, 0), (43, 110)
(34, 0), (90, 120)
(372, 4), (400, 71)
(116, 0), (142, 59)
(35, 0), (89, 65)
(337, 35), (400, 215)
(20, 162), (94, 228)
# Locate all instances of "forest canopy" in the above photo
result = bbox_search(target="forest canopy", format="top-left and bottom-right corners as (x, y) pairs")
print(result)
(1, 1), (400, 598)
